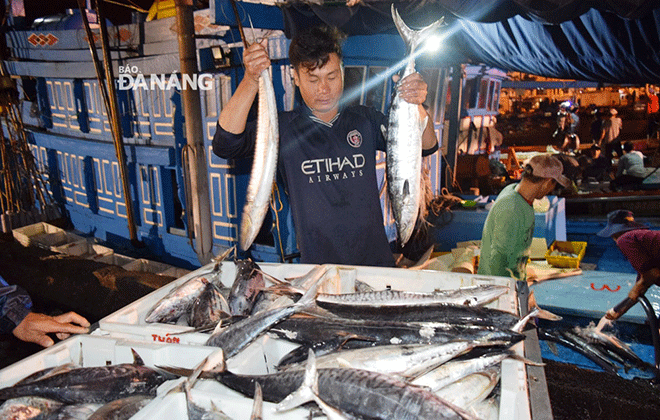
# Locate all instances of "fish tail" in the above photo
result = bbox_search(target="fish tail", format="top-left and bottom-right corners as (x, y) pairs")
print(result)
(391, 5), (445, 53)
(276, 349), (318, 411)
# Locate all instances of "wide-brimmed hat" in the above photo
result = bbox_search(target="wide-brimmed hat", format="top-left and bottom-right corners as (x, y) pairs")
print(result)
(597, 210), (649, 237)
(525, 154), (571, 188)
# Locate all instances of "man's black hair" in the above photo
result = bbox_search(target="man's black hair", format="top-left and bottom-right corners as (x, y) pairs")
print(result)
(289, 26), (345, 71)
(623, 141), (634, 153)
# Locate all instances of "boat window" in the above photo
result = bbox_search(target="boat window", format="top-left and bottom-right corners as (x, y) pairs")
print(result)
(343, 65), (365, 108)
(422, 69), (440, 120)
(84, 82), (95, 114)
(365, 66), (387, 113)
(463, 78), (477, 110)
(203, 79), (217, 118)
(478, 78), (488, 109)
(491, 80), (501, 112)
(486, 80), (495, 111)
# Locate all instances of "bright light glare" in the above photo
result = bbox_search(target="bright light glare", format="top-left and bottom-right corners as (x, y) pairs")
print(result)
(423, 35), (442, 53)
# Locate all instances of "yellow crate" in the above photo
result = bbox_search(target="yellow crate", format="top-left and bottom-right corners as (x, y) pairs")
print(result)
(545, 240), (587, 269)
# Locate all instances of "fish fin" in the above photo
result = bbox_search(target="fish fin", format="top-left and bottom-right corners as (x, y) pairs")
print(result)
(433, 393), (483, 420)
(250, 382), (263, 420)
(212, 245), (235, 273)
(295, 265), (335, 310)
(335, 357), (354, 369)
(131, 349), (145, 366)
(276, 349), (318, 411)
(403, 179), (410, 197)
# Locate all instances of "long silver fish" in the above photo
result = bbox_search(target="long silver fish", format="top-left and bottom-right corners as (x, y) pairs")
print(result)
(386, 6), (444, 245)
(278, 341), (484, 378)
(315, 284), (509, 309)
(240, 62), (279, 251)
(412, 350), (516, 392)
(0, 351), (176, 404)
(212, 357), (479, 419)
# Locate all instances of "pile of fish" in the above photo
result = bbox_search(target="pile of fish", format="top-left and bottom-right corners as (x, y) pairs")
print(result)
(139, 259), (539, 419)
(0, 350), (174, 419)
(0, 259), (538, 419)
(538, 323), (654, 375)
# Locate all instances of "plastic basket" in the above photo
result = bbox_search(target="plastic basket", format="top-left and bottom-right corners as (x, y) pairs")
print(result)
(545, 241), (587, 269)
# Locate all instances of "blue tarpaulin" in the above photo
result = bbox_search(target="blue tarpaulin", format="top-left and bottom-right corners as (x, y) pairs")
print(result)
(276, 0), (660, 83)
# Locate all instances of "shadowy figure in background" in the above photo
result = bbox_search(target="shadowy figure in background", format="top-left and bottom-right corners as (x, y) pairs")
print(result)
(578, 144), (610, 183)
(560, 104), (580, 153)
(610, 141), (646, 191)
(600, 108), (623, 161)
(589, 107), (604, 144)
(553, 101), (579, 152)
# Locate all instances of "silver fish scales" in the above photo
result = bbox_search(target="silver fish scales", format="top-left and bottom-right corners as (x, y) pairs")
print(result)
(216, 367), (471, 419)
(315, 284), (509, 308)
(240, 67), (279, 251)
(386, 6), (444, 245)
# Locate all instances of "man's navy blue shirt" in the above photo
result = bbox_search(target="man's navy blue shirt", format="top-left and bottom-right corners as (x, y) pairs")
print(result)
(214, 104), (403, 266)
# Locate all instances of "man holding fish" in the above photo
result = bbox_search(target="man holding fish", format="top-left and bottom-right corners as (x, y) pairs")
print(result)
(213, 25), (437, 266)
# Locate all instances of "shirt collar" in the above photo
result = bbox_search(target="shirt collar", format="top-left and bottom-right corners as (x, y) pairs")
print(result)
(304, 104), (341, 127)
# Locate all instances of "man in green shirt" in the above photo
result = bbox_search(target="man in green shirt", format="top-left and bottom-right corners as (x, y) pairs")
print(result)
(478, 154), (570, 281)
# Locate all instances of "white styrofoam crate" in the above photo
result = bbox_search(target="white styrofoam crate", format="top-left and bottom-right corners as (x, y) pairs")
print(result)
(97, 262), (517, 346)
(12, 222), (63, 247)
(93, 262), (527, 419)
(92, 253), (136, 266)
(51, 239), (114, 258)
(123, 258), (173, 274)
(159, 266), (192, 278)
(33, 231), (86, 250)
(0, 335), (309, 420)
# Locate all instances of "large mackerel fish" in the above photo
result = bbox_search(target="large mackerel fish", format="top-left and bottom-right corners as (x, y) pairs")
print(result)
(387, 6), (444, 245)
(0, 351), (176, 404)
(240, 61), (279, 251)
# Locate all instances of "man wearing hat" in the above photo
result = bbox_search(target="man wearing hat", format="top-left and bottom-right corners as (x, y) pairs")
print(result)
(599, 108), (623, 161)
(596, 210), (660, 327)
(479, 154), (571, 283)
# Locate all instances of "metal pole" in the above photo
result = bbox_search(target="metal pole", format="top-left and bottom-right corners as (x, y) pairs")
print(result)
(92, 0), (140, 245)
(174, 0), (214, 265)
